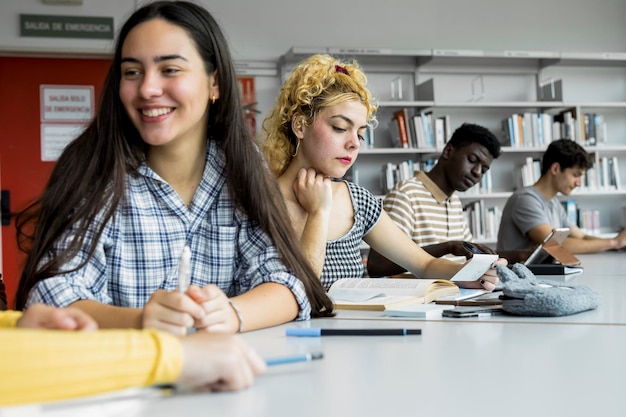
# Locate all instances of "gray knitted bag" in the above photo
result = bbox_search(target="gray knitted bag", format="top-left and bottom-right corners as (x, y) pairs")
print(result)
(496, 263), (601, 316)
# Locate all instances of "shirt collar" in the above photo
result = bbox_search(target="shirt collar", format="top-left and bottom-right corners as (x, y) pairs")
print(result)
(417, 171), (449, 204)
(136, 140), (221, 184)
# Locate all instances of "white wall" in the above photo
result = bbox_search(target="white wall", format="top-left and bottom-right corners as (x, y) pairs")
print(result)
(209, 0), (626, 60)
(1, 0), (625, 59)
(1, 0), (625, 120)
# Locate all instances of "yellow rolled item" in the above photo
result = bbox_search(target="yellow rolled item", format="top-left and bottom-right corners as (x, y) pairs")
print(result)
(0, 311), (182, 407)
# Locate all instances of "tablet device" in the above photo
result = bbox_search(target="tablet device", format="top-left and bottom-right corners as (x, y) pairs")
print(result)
(523, 230), (556, 265)
(551, 227), (570, 244)
(524, 228), (580, 267)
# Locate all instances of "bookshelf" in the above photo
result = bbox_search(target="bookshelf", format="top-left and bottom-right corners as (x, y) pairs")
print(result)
(278, 47), (626, 245)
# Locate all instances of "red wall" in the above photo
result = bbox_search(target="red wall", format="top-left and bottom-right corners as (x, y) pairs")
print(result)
(0, 57), (110, 308)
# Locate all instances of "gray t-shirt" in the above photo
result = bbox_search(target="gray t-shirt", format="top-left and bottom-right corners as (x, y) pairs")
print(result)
(497, 186), (574, 251)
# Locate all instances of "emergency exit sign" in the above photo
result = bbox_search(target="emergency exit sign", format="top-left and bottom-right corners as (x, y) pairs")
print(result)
(20, 14), (114, 39)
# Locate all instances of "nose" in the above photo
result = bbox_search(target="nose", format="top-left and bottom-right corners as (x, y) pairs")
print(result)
(138, 71), (162, 99)
(471, 163), (482, 178)
(346, 131), (360, 150)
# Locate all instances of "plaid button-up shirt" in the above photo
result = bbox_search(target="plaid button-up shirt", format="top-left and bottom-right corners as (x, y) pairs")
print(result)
(27, 140), (310, 320)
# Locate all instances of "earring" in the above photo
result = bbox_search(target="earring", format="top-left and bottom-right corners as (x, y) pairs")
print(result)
(211, 95), (216, 105)
(292, 139), (301, 157)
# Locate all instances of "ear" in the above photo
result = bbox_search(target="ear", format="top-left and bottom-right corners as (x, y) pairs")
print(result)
(209, 72), (220, 100)
(549, 162), (561, 175)
(291, 114), (306, 139)
(440, 144), (453, 159)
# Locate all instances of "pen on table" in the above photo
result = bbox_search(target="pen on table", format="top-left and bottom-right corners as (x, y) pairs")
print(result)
(286, 328), (421, 337)
(177, 245), (192, 293)
(265, 352), (324, 366)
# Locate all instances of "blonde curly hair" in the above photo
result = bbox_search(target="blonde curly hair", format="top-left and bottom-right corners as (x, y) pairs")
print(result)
(261, 54), (378, 176)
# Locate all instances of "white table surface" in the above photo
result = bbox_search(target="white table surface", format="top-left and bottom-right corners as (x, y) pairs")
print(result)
(7, 252), (625, 417)
(142, 251), (626, 416)
(75, 318), (625, 417)
(576, 252), (625, 276)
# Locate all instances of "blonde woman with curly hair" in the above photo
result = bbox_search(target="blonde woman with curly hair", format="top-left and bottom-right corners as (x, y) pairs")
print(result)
(262, 54), (506, 291)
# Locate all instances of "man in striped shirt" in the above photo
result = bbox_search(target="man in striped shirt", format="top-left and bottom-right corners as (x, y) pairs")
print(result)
(367, 123), (502, 277)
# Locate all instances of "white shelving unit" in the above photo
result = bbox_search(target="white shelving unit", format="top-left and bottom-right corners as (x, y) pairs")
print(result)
(279, 47), (626, 245)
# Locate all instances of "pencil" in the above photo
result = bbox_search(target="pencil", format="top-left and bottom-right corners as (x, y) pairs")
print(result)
(177, 246), (191, 293)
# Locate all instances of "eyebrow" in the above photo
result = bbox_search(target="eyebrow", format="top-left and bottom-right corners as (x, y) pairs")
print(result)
(468, 150), (492, 166)
(330, 114), (368, 130)
(121, 54), (188, 64)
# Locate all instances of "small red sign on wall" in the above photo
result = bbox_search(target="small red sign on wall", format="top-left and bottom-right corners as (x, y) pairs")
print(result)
(237, 77), (258, 138)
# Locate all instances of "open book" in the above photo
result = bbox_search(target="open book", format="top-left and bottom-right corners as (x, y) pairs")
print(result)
(328, 278), (460, 311)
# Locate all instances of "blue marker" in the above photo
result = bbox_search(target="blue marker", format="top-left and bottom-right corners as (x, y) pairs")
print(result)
(265, 352), (324, 366)
(286, 328), (421, 337)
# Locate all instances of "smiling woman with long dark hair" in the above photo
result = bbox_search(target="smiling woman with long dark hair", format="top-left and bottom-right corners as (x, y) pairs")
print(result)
(15, 1), (333, 331)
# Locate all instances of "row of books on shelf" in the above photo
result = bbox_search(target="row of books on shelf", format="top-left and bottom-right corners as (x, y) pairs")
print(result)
(580, 153), (621, 191)
(502, 110), (607, 148)
(515, 157), (542, 188)
(515, 154), (621, 190)
(562, 200), (603, 236)
(389, 109), (451, 150)
(462, 198), (606, 243)
(381, 159), (437, 193)
(563, 110), (608, 146)
(462, 200), (501, 241)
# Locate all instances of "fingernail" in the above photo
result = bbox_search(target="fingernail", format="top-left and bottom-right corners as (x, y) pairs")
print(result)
(61, 317), (77, 329)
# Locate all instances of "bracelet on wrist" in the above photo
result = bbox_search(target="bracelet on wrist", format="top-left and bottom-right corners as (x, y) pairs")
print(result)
(228, 300), (244, 333)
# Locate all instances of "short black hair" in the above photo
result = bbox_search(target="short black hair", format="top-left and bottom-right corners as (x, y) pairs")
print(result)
(447, 123), (501, 159)
(541, 138), (593, 175)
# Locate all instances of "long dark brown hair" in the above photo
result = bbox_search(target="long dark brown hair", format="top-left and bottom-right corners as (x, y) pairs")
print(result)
(15, 1), (334, 316)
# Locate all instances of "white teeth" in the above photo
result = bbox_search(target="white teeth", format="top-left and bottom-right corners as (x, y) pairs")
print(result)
(142, 108), (172, 117)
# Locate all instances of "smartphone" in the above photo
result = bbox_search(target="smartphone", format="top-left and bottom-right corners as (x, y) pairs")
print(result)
(463, 241), (484, 255)
(441, 306), (504, 318)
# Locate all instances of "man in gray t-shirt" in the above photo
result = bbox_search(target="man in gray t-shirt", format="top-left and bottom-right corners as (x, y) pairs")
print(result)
(497, 139), (626, 253)
(497, 186), (573, 250)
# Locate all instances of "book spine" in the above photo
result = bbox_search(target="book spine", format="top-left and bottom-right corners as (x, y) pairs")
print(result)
(393, 111), (409, 149)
